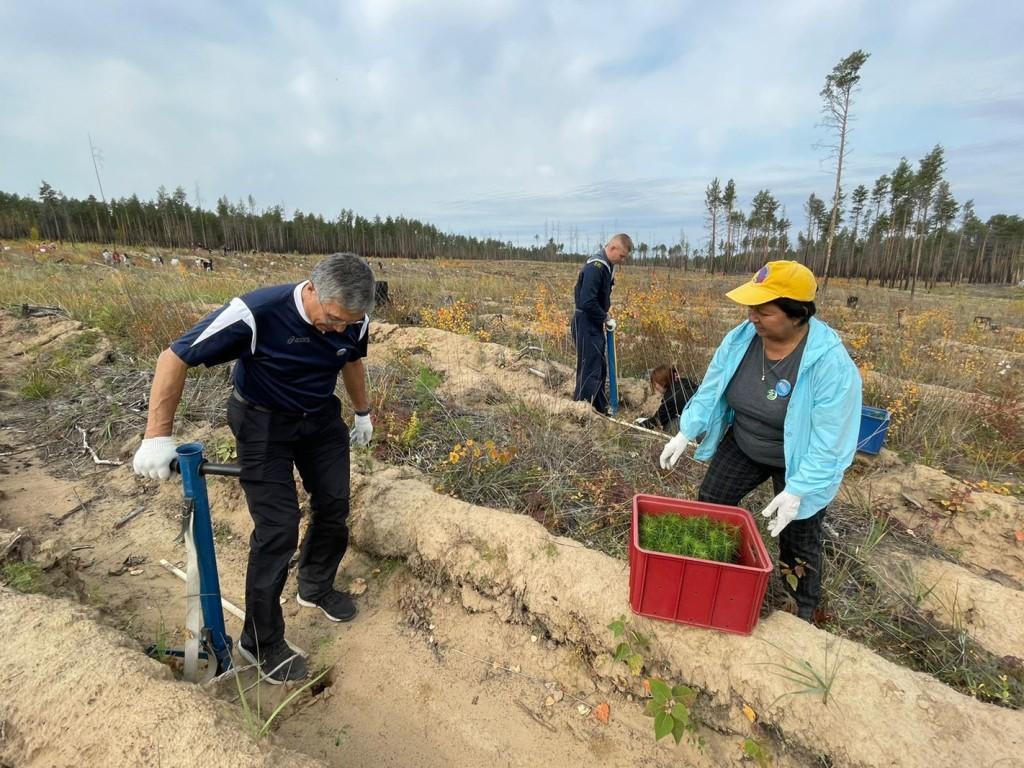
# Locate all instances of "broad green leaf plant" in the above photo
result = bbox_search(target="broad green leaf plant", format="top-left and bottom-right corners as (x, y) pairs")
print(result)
(607, 615), (648, 676)
(645, 678), (700, 747)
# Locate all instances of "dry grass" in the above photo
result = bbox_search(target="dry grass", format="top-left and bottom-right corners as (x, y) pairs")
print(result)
(4, 238), (1023, 709)
(4, 239), (1020, 475)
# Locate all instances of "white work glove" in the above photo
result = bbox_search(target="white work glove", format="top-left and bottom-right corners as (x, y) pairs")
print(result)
(761, 490), (802, 537)
(604, 318), (617, 332)
(350, 413), (373, 446)
(659, 432), (691, 470)
(132, 436), (178, 481)
(634, 417), (647, 425)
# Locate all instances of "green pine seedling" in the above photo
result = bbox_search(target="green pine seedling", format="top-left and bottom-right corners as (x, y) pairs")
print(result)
(639, 514), (741, 564)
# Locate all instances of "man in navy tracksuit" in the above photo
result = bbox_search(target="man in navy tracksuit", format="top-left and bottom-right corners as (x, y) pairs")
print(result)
(132, 253), (376, 684)
(572, 234), (632, 414)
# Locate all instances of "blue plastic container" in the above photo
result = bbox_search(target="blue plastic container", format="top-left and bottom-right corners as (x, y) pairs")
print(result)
(857, 406), (891, 454)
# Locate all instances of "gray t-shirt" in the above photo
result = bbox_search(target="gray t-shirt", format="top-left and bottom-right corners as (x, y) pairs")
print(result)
(725, 334), (807, 467)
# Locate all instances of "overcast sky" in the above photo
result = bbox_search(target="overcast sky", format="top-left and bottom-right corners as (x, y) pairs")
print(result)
(2, 0), (1021, 249)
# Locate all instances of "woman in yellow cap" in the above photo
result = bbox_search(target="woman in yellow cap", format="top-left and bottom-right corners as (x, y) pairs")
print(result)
(658, 260), (861, 621)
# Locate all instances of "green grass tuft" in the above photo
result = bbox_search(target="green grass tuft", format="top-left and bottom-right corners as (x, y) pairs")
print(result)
(1, 560), (45, 592)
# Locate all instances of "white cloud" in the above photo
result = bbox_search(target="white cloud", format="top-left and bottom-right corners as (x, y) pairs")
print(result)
(0, 0), (1020, 244)
(288, 71), (318, 103)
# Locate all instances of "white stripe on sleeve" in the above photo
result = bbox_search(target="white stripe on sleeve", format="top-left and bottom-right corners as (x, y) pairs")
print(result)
(191, 297), (257, 354)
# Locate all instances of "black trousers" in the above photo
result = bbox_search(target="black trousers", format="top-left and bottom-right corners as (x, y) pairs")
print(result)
(571, 312), (608, 413)
(697, 429), (825, 619)
(226, 395), (351, 648)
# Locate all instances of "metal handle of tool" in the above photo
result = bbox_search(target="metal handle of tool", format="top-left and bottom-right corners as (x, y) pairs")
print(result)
(170, 458), (242, 477)
(606, 326), (619, 416)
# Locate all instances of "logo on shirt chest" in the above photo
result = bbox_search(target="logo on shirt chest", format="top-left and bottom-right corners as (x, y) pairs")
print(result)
(288, 336), (311, 344)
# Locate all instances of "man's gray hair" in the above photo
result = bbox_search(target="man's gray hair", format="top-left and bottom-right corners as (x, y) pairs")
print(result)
(311, 253), (376, 314)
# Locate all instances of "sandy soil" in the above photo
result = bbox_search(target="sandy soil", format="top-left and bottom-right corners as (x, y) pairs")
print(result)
(0, 432), (744, 768)
(347, 466), (1024, 768)
(2, 311), (1023, 768)
(876, 551), (1024, 660)
(848, 461), (1024, 581)
(0, 589), (324, 768)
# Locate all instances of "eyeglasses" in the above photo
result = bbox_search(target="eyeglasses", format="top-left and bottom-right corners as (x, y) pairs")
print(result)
(314, 289), (357, 329)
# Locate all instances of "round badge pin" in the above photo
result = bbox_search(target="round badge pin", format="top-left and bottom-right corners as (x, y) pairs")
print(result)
(766, 388), (778, 401)
(775, 379), (792, 397)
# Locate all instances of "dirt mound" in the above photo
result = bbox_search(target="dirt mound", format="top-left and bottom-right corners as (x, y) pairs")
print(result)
(4, 308), (1024, 767)
(851, 462), (1024, 579)
(349, 465), (1024, 768)
(370, 322), (653, 417)
(934, 338), (1024, 364)
(0, 590), (322, 768)
(0, 434), (744, 768)
(877, 552), (1024, 660)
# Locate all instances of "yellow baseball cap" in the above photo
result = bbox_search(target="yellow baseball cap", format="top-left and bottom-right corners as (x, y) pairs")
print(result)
(725, 260), (817, 305)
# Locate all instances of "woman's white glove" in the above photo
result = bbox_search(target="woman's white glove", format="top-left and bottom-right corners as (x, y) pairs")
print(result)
(604, 318), (617, 332)
(350, 413), (373, 446)
(132, 436), (178, 481)
(658, 433), (691, 469)
(761, 490), (802, 537)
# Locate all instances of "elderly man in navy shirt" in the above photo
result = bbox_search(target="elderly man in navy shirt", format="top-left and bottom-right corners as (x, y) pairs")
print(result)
(572, 233), (632, 415)
(132, 253), (375, 684)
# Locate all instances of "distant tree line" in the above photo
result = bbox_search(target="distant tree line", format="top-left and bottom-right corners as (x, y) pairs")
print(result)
(2, 175), (1020, 286)
(0, 183), (570, 262)
(691, 49), (1023, 289)
(697, 145), (1024, 288)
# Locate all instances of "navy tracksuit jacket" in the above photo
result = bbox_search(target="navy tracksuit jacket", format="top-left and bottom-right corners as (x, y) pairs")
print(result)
(572, 252), (614, 412)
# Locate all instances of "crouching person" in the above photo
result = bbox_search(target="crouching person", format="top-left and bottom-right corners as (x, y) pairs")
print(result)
(132, 253), (376, 682)
(636, 365), (698, 433)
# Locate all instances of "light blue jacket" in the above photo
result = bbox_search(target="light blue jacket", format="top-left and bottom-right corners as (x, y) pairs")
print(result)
(680, 317), (862, 520)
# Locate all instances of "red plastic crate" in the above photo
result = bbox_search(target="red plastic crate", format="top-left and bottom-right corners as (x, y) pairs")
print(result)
(629, 494), (773, 635)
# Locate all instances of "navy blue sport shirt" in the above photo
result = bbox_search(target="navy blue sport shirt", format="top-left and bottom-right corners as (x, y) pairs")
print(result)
(171, 281), (369, 413)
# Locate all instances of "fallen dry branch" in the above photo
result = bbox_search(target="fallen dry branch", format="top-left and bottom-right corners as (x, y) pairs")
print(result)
(75, 425), (123, 466)
(514, 698), (558, 732)
(0, 528), (28, 561)
(52, 498), (91, 526)
(112, 507), (145, 530)
(19, 304), (69, 319)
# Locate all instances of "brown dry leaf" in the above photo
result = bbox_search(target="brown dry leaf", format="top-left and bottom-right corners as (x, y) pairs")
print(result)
(1014, 530), (1024, 545)
(349, 577), (368, 596)
(642, 678), (651, 694)
(742, 704), (757, 723)
(593, 702), (610, 724)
